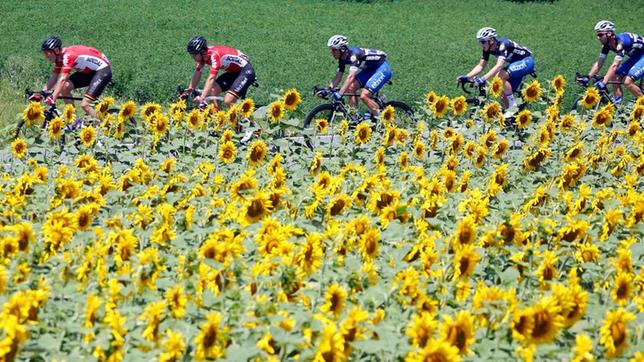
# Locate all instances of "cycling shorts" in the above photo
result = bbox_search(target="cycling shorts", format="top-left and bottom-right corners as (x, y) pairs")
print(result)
(617, 53), (644, 80)
(69, 67), (112, 100)
(356, 61), (392, 94)
(504, 56), (535, 92)
(215, 63), (256, 99)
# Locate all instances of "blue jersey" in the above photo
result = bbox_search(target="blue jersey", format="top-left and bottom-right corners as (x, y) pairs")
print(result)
(482, 38), (532, 63)
(601, 32), (644, 60)
(338, 47), (387, 73)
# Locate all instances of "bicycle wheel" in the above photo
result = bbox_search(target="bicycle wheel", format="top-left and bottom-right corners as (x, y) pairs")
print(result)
(302, 103), (346, 150)
(384, 101), (415, 130)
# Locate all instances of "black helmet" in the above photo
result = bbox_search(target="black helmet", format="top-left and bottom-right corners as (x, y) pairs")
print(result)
(187, 36), (207, 54)
(41, 36), (62, 51)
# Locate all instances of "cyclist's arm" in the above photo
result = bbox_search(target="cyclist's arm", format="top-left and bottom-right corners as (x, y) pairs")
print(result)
(338, 68), (357, 95)
(465, 59), (488, 77)
(481, 57), (506, 81)
(51, 73), (70, 102)
(601, 57), (621, 84)
(201, 73), (217, 100)
(329, 71), (343, 89)
(588, 57), (606, 78)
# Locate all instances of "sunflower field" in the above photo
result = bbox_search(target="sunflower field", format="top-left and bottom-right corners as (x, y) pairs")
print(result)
(1, 78), (643, 361)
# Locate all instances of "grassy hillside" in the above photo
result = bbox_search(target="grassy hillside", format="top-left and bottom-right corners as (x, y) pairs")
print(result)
(0, 0), (641, 111)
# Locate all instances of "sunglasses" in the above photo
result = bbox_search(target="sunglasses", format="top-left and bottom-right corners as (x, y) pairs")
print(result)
(479, 40), (488, 45)
(596, 32), (608, 38)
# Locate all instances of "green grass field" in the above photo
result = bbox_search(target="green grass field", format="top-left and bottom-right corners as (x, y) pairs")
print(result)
(0, 0), (641, 123)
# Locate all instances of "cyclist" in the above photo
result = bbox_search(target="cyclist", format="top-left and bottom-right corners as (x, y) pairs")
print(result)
(184, 36), (256, 108)
(34, 36), (112, 120)
(457, 27), (535, 112)
(580, 20), (643, 100)
(324, 35), (391, 121)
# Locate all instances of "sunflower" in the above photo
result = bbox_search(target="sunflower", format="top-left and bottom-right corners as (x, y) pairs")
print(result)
(187, 108), (204, 130)
(564, 142), (584, 162)
(490, 76), (503, 98)
(48, 116), (65, 140)
(473, 146), (487, 168)
(425, 91), (438, 107)
(432, 96), (449, 119)
(63, 103), (75, 124)
(492, 139), (509, 159)
(611, 272), (633, 306)
(240, 98), (255, 118)
(406, 312), (438, 347)
(246, 139), (268, 167)
(268, 100), (285, 123)
(592, 106), (613, 127)
(23, 102), (45, 126)
(221, 129), (234, 143)
(522, 80), (542, 103)
(95, 97), (114, 119)
(404, 339), (461, 362)
(141, 102), (162, 123)
(511, 307), (533, 342)
(571, 334), (593, 362)
(282, 88), (302, 111)
(360, 227), (381, 260)
(413, 140), (425, 159)
(316, 118), (329, 134)
(153, 113), (169, 136)
(599, 308), (636, 358)
(79, 126), (96, 147)
(515, 110), (532, 129)
(309, 152), (323, 176)
(10, 138), (27, 159)
(551, 75), (566, 95)
(465, 118), (474, 128)
(354, 121), (371, 144)
(630, 103), (644, 122)
(527, 296), (563, 344)
(482, 101), (501, 123)
(326, 194), (352, 217)
(169, 100), (186, 123)
(242, 191), (273, 224)
(320, 283), (347, 318)
(580, 87), (600, 109)
(218, 141), (237, 164)
(452, 244), (480, 280)
(450, 96), (467, 116)
(118, 100), (136, 120)
(194, 312), (227, 360)
(453, 215), (477, 248)
(627, 120), (640, 138)
(381, 105), (395, 123)
(440, 311), (475, 356)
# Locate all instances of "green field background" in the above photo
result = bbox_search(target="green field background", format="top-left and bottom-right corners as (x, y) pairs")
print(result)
(0, 0), (642, 120)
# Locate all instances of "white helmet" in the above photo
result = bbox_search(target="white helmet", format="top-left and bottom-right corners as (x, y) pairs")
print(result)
(476, 27), (497, 41)
(594, 20), (615, 33)
(327, 35), (348, 49)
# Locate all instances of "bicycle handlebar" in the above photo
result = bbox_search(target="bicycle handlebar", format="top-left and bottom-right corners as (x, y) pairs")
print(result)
(25, 89), (83, 102)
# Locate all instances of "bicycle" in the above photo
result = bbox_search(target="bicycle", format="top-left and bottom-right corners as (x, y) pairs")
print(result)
(570, 72), (644, 112)
(302, 82), (415, 149)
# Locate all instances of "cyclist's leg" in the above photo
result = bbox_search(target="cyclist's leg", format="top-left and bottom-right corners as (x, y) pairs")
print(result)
(505, 56), (535, 108)
(345, 78), (361, 108)
(498, 69), (512, 108)
(224, 63), (256, 106)
(82, 67), (112, 118)
(624, 55), (644, 97)
(209, 72), (235, 108)
(68, 72), (92, 115)
(360, 62), (392, 114)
